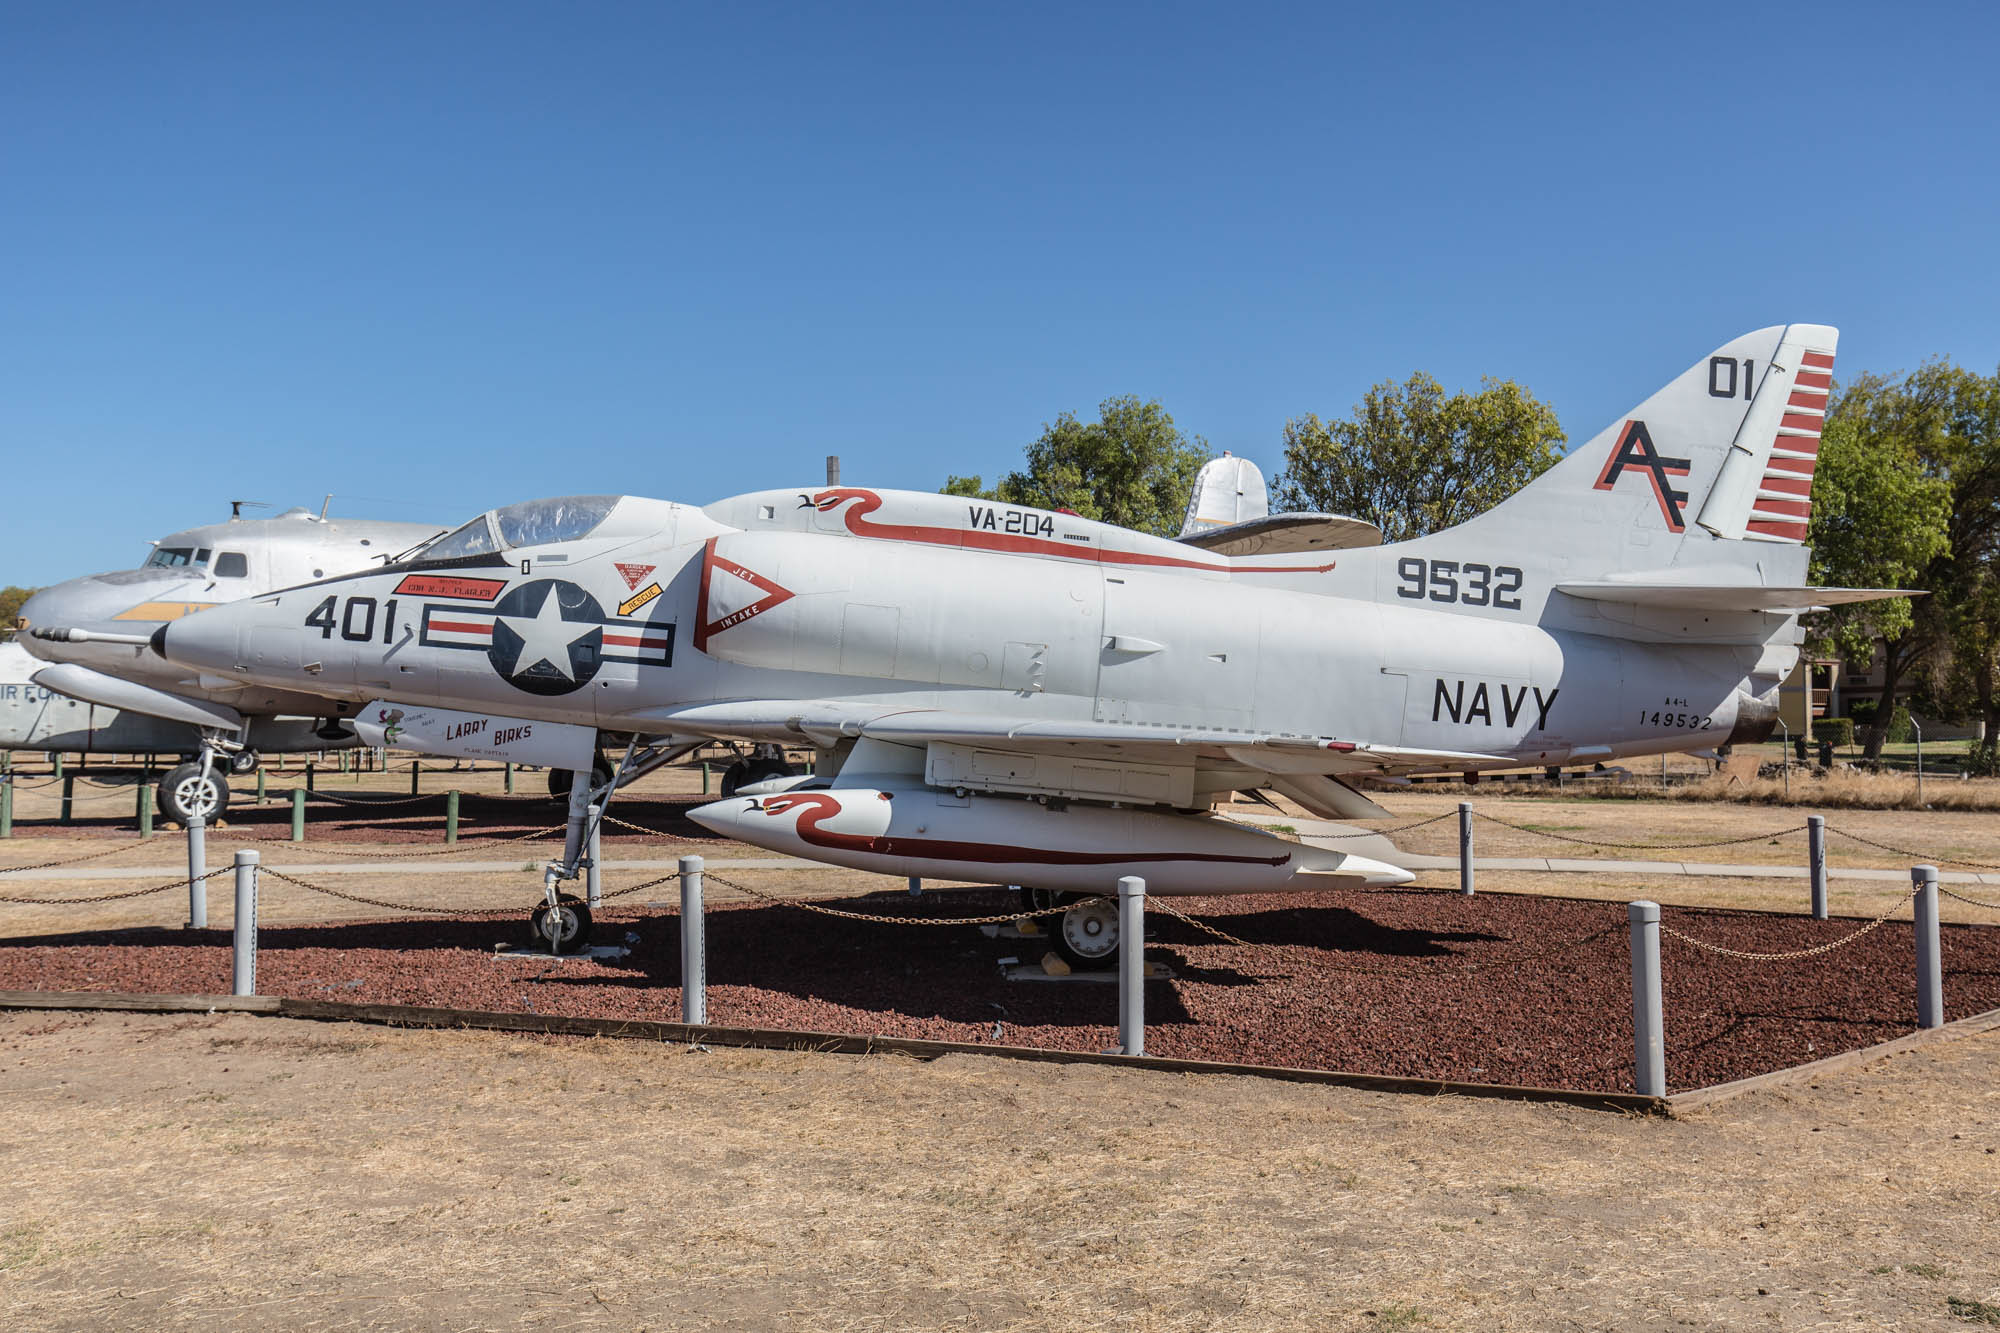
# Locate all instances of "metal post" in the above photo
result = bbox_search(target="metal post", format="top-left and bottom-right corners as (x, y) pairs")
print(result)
(1807, 815), (1827, 919)
(445, 790), (460, 844)
(1913, 718), (1924, 805)
(410, 760), (420, 795)
(256, 768), (267, 803)
(0, 777), (10, 839)
(701, 761), (710, 795)
(290, 787), (306, 842)
(907, 876), (921, 897)
(1457, 801), (1475, 896)
(1778, 719), (1790, 800)
(52, 751), (63, 780)
(586, 803), (602, 909)
(679, 855), (705, 1025)
(1118, 876), (1146, 1056)
(504, 762), (514, 795)
(186, 811), (207, 928)
(1913, 865), (1943, 1029)
(1628, 901), (1666, 1097)
(306, 762), (316, 793)
(137, 783), (154, 838)
(232, 850), (259, 996)
(826, 454), (841, 486)
(60, 773), (75, 824)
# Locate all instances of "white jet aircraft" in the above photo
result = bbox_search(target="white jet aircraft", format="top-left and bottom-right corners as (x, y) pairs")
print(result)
(17, 504), (445, 822)
(130, 325), (1906, 960)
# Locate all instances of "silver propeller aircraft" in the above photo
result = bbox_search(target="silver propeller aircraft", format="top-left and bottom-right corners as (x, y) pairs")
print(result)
(16, 504), (445, 823)
(127, 325), (1903, 960)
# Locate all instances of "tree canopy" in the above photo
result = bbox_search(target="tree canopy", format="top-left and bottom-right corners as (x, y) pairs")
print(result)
(1270, 374), (1564, 543)
(943, 396), (1210, 538)
(0, 586), (36, 632)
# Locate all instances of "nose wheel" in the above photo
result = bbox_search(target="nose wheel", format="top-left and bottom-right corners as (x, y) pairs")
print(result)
(530, 893), (593, 955)
(157, 761), (231, 828)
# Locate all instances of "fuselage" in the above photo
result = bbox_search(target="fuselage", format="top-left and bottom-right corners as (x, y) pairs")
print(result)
(151, 487), (1780, 771)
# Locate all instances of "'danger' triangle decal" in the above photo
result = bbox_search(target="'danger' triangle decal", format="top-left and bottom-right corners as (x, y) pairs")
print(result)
(694, 539), (796, 652)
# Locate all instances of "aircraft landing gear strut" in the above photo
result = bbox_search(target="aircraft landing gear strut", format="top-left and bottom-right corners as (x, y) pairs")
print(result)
(528, 734), (706, 954)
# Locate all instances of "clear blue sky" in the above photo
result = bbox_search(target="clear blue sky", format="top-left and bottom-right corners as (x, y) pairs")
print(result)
(7, 2), (1997, 586)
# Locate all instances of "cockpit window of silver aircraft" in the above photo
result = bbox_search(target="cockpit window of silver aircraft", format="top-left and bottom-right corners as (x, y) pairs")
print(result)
(144, 546), (210, 569)
(409, 495), (622, 564)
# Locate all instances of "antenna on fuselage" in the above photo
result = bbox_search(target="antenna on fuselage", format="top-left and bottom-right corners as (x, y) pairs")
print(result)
(320, 494), (333, 520)
(826, 455), (841, 486)
(228, 500), (272, 520)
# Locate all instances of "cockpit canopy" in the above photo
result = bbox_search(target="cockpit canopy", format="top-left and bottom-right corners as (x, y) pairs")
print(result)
(143, 545), (210, 569)
(412, 496), (625, 563)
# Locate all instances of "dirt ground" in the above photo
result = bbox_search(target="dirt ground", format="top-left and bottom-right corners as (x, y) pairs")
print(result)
(1, 1009), (1996, 1331)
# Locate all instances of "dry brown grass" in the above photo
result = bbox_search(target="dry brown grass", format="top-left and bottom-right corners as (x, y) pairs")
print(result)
(1, 1010), (1996, 1330)
(1488, 767), (2000, 811)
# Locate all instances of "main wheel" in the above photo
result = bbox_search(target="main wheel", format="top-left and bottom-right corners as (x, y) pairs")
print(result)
(228, 749), (261, 776)
(546, 759), (616, 801)
(157, 761), (231, 827)
(1049, 897), (1121, 970)
(719, 757), (794, 797)
(530, 893), (593, 955)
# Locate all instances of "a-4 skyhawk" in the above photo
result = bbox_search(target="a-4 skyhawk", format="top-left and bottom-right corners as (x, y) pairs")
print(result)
(134, 325), (1909, 960)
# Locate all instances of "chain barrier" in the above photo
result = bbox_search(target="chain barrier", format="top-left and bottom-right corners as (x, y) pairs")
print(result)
(259, 866), (521, 916)
(1471, 811), (1812, 851)
(1941, 886), (2000, 911)
(702, 870), (1100, 927)
(1826, 826), (2000, 872)
(300, 789), (446, 808)
(1659, 886), (1920, 961)
(0, 864), (232, 906)
(1287, 812), (1457, 840)
(0, 839), (161, 874)
(226, 823), (566, 858)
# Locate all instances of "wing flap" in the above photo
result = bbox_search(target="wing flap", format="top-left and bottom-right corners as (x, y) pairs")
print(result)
(1556, 582), (1923, 612)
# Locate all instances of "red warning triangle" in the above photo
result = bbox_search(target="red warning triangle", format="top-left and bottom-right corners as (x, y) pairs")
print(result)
(694, 540), (795, 653)
(614, 562), (656, 591)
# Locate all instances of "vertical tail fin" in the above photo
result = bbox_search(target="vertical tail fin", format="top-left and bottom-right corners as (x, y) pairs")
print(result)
(1696, 328), (1836, 543)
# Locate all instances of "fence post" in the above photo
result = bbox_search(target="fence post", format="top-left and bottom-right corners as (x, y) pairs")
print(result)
(1458, 801), (1475, 896)
(701, 761), (711, 795)
(1118, 876), (1146, 1057)
(907, 876), (922, 897)
(137, 783), (154, 838)
(504, 762), (514, 795)
(186, 811), (208, 928)
(60, 773), (75, 824)
(1913, 718), (1924, 806)
(290, 787), (306, 842)
(52, 752), (63, 780)
(232, 850), (259, 996)
(0, 777), (10, 839)
(445, 790), (460, 844)
(306, 762), (316, 793)
(256, 768), (267, 803)
(1628, 901), (1666, 1097)
(410, 760), (421, 796)
(586, 803), (602, 909)
(680, 854), (705, 1025)
(1807, 815), (1827, 919)
(1913, 865), (1942, 1029)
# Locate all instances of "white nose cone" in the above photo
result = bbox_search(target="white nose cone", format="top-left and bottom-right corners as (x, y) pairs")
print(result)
(689, 788), (1415, 896)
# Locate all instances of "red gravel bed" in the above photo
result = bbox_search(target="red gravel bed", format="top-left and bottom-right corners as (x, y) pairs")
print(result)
(4, 886), (1995, 1094)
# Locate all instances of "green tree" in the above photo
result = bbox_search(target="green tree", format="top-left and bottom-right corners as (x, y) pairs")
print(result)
(942, 396), (1210, 537)
(1269, 374), (1564, 543)
(1816, 361), (2000, 758)
(0, 586), (36, 633)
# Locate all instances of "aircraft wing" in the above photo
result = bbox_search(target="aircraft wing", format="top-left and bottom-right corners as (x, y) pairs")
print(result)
(1174, 512), (1383, 556)
(1555, 582), (1925, 612)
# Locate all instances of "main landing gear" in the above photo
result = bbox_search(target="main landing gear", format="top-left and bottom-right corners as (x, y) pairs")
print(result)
(1020, 887), (1124, 970)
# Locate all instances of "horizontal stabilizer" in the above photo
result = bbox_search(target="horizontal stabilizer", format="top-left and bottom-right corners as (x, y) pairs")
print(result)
(1175, 512), (1382, 556)
(1556, 582), (1924, 612)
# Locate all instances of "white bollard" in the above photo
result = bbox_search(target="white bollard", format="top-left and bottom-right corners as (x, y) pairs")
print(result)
(232, 850), (259, 997)
(585, 803), (602, 910)
(1458, 801), (1475, 896)
(1913, 865), (1942, 1029)
(1808, 815), (1827, 920)
(185, 810), (207, 929)
(1628, 901), (1665, 1097)
(1118, 876), (1146, 1056)
(680, 855), (705, 1025)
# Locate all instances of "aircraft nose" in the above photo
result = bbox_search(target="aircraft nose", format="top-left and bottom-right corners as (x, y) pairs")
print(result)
(16, 582), (103, 661)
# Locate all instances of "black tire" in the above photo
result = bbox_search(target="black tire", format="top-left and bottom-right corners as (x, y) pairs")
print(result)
(157, 761), (230, 827)
(719, 758), (794, 798)
(1048, 897), (1121, 970)
(530, 893), (593, 955)
(546, 759), (616, 801)
(228, 749), (260, 776)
